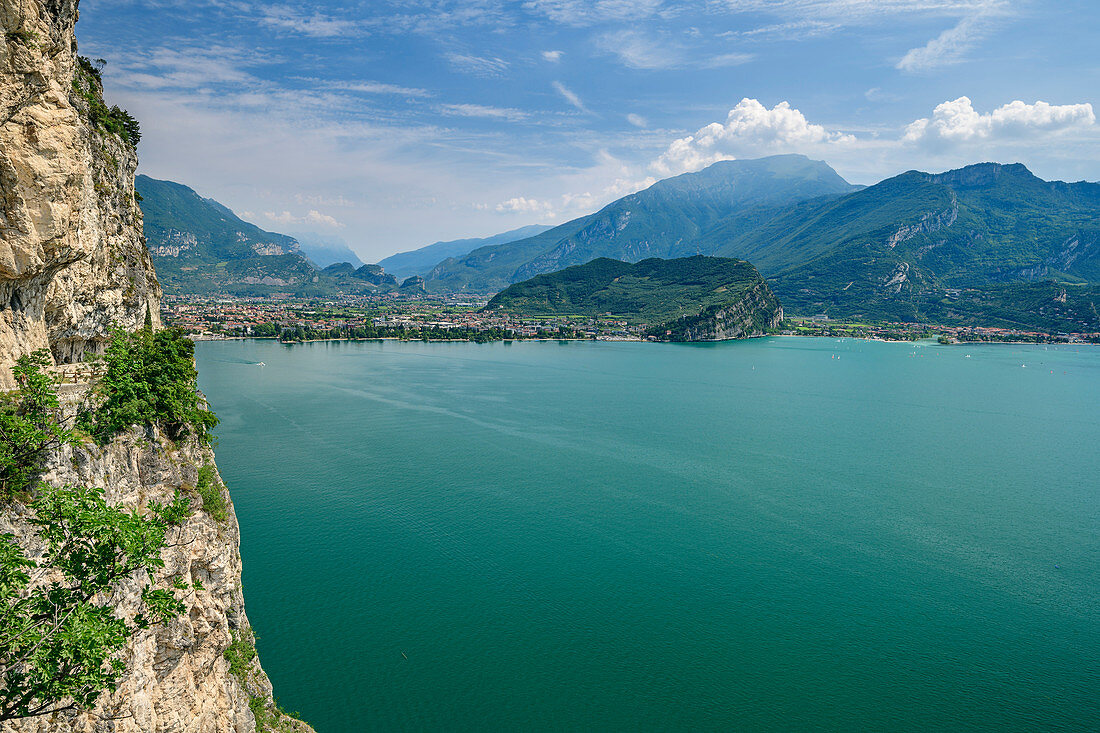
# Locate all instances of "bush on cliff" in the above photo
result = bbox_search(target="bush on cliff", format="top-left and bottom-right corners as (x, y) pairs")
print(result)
(0, 351), (74, 499)
(0, 359), (194, 721)
(0, 484), (193, 720)
(81, 328), (218, 444)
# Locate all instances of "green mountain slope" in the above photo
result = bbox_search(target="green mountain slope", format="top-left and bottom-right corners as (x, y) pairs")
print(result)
(486, 255), (783, 340)
(427, 155), (858, 292)
(137, 175), (322, 294)
(378, 224), (553, 280)
(711, 162), (1100, 328)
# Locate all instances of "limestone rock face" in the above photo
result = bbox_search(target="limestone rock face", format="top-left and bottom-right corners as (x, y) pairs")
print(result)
(0, 1), (308, 730)
(0, 397), (311, 733)
(0, 0), (160, 388)
(661, 280), (784, 342)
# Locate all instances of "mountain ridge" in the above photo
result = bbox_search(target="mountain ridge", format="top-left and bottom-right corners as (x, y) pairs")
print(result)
(426, 154), (859, 292)
(487, 255), (783, 340)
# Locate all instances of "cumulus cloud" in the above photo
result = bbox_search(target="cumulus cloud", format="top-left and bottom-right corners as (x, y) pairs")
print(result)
(265, 210), (344, 228)
(651, 98), (854, 176)
(541, 50), (563, 62)
(903, 97), (1097, 146)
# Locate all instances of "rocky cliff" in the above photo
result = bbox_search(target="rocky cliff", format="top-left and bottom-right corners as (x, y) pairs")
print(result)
(654, 279), (783, 341)
(1, 395), (309, 733)
(1, 0), (159, 388)
(1, 1), (307, 730)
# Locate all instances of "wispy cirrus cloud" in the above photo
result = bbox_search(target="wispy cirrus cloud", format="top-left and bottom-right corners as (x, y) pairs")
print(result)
(895, 5), (1005, 72)
(445, 52), (510, 77)
(597, 29), (752, 70)
(439, 103), (529, 122)
(523, 0), (666, 26)
(259, 5), (362, 38)
(552, 81), (591, 114)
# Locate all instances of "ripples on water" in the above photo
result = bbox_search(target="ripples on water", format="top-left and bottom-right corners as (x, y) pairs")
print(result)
(197, 338), (1100, 732)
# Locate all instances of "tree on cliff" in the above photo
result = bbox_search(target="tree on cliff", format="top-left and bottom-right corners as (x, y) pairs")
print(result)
(0, 356), (193, 720)
(0, 485), (192, 720)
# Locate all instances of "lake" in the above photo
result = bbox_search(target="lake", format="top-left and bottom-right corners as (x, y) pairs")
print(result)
(195, 337), (1100, 731)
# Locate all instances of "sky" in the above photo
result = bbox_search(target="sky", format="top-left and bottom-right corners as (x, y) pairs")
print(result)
(78, 0), (1100, 261)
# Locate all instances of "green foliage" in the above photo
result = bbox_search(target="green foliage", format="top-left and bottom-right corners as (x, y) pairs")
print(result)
(5, 30), (38, 48)
(225, 629), (302, 732)
(195, 464), (228, 522)
(488, 255), (774, 328)
(72, 57), (141, 145)
(0, 484), (191, 720)
(81, 328), (218, 444)
(135, 176), (335, 296)
(0, 352), (75, 499)
(224, 628), (257, 680)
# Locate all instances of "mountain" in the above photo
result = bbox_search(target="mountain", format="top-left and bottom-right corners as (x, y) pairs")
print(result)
(378, 224), (553, 280)
(137, 175), (324, 295)
(486, 255), (783, 340)
(711, 162), (1100, 329)
(321, 262), (399, 287)
(292, 233), (364, 268)
(426, 155), (858, 292)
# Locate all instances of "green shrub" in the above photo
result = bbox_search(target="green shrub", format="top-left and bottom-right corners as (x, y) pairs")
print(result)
(196, 464), (228, 521)
(0, 484), (192, 720)
(73, 56), (141, 145)
(81, 328), (218, 444)
(0, 352), (75, 499)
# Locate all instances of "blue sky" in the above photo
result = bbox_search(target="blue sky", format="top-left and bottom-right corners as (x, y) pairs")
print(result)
(78, 0), (1099, 261)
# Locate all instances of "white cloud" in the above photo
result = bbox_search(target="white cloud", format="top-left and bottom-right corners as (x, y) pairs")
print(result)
(440, 103), (529, 122)
(731, 20), (841, 41)
(903, 97), (1097, 146)
(896, 13), (987, 72)
(626, 113), (648, 128)
(327, 81), (432, 98)
(495, 197), (556, 217)
(552, 81), (590, 114)
(265, 210), (344, 228)
(445, 52), (510, 77)
(596, 29), (752, 70)
(259, 6), (361, 38)
(651, 98), (854, 176)
(542, 50), (564, 62)
(524, 0), (664, 26)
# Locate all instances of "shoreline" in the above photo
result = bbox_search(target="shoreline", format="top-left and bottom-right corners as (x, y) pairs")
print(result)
(189, 333), (1099, 347)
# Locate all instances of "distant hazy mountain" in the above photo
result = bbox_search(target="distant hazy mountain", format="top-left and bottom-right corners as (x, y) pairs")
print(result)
(378, 224), (553, 280)
(292, 233), (364, 268)
(487, 255), (783, 341)
(712, 162), (1100, 328)
(426, 155), (858, 292)
(137, 175), (320, 295)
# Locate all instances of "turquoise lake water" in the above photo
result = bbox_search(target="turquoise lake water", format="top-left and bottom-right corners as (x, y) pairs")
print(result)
(195, 337), (1100, 731)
